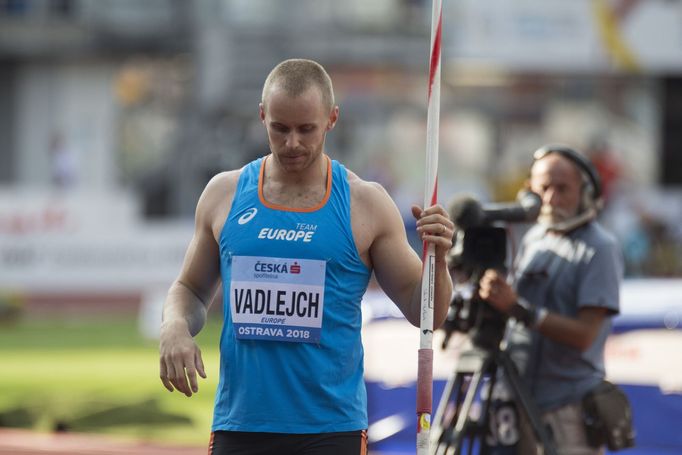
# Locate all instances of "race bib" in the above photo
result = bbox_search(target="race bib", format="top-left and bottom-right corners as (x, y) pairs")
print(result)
(230, 255), (326, 343)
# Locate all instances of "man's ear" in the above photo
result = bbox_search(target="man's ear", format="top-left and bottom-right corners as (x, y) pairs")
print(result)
(327, 106), (339, 131)
(259, 103), (266, 123)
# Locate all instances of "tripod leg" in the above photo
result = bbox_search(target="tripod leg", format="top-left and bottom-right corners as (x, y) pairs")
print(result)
(433, 371), (468, 455)
(497, 352), (558, 455)
(478, 368), (499, 455)
(450, 356), (493, 454)
(432, 349), (499, 455)
(432, 368), (458, 444)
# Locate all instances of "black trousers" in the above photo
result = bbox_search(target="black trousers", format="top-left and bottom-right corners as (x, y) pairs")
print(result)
(209, 430), (368, 455)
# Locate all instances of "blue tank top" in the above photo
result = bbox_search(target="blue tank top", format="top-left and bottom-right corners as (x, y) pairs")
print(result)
(212, 156), (372, 433)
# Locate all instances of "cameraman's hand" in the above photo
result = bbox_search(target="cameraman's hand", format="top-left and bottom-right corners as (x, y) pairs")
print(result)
(479, 269), (516, 313)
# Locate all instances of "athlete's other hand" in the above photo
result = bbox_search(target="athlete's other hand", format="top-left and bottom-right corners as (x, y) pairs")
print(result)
(412, 204), (454, 263)
(159, 320), (206, 397)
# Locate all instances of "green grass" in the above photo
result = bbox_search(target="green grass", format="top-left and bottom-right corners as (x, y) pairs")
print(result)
(0, 315), (224, 446)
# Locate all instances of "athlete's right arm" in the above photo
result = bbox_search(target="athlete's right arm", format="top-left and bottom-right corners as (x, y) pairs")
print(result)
(159, 171), (238, 397)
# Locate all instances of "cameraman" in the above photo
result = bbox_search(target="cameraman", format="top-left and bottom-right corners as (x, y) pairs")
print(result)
(479, 145), (622, 455)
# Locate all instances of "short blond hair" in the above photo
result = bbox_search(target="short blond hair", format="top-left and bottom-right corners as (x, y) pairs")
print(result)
(262, 59), (335, 112)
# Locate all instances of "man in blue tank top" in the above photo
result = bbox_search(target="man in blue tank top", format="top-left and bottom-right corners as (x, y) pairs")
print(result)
(158, 59), (454, 455)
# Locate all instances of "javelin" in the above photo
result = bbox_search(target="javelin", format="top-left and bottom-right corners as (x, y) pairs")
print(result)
(416, 0), (442, 454)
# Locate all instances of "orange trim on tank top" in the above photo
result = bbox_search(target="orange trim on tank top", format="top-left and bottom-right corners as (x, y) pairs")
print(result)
(258, 154), (332, 212)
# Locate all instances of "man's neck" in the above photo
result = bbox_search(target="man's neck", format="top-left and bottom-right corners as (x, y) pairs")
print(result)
(262, 154), (329, 208)
(268, 153), (327, 183)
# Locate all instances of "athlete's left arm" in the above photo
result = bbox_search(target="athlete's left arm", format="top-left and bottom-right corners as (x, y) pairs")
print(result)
(365, 184), (453, 328)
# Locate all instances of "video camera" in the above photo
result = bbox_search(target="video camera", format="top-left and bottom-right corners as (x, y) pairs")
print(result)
(441, 190), (541, 351)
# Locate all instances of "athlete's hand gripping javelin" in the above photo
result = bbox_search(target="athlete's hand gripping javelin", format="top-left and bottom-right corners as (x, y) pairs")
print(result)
(411, 204), (454, 263)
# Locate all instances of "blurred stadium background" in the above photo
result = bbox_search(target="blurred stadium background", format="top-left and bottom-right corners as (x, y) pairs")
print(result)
(0, 0), (681, 454)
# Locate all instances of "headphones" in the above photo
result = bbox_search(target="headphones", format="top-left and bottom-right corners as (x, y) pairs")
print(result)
(533, 144), (602, 204)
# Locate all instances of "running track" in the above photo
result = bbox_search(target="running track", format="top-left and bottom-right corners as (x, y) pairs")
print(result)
(0, 429), (388, 454)
(0, 429), (206, 455)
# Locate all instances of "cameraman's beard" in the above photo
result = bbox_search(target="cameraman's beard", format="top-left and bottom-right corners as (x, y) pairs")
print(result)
(537, 204), (596, 233)
(537, 205), (573, 226)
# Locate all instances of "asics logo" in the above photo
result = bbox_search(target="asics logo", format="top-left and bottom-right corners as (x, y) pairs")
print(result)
(238, 208), (258, 225)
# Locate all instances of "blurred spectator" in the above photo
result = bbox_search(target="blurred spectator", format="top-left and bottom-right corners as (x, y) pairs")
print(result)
(48, 131), (79, 189)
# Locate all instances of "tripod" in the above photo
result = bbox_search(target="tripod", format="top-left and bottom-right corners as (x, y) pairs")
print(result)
(430, 343), (557, 455)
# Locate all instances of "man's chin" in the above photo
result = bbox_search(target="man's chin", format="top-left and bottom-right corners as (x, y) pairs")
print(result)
(278, 154), (307, 169)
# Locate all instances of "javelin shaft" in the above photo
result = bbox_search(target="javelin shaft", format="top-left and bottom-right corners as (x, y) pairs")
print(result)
(417, 0), (442, 454)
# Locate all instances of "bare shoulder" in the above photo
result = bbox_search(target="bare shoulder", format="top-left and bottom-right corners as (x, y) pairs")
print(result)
(197, 169), (242, 235)
(205, 170), (240, 197)
(346, 169), (403, 239)
(199, 170), (240, 209)
(346, 169), (393, 209)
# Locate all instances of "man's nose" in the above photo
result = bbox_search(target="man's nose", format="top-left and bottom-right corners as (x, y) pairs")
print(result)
(543, 188), (558, 205)
(285, 132), (301, 148)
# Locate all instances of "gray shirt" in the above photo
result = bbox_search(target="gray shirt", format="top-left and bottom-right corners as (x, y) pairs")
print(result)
(507, 221), (622, 411)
